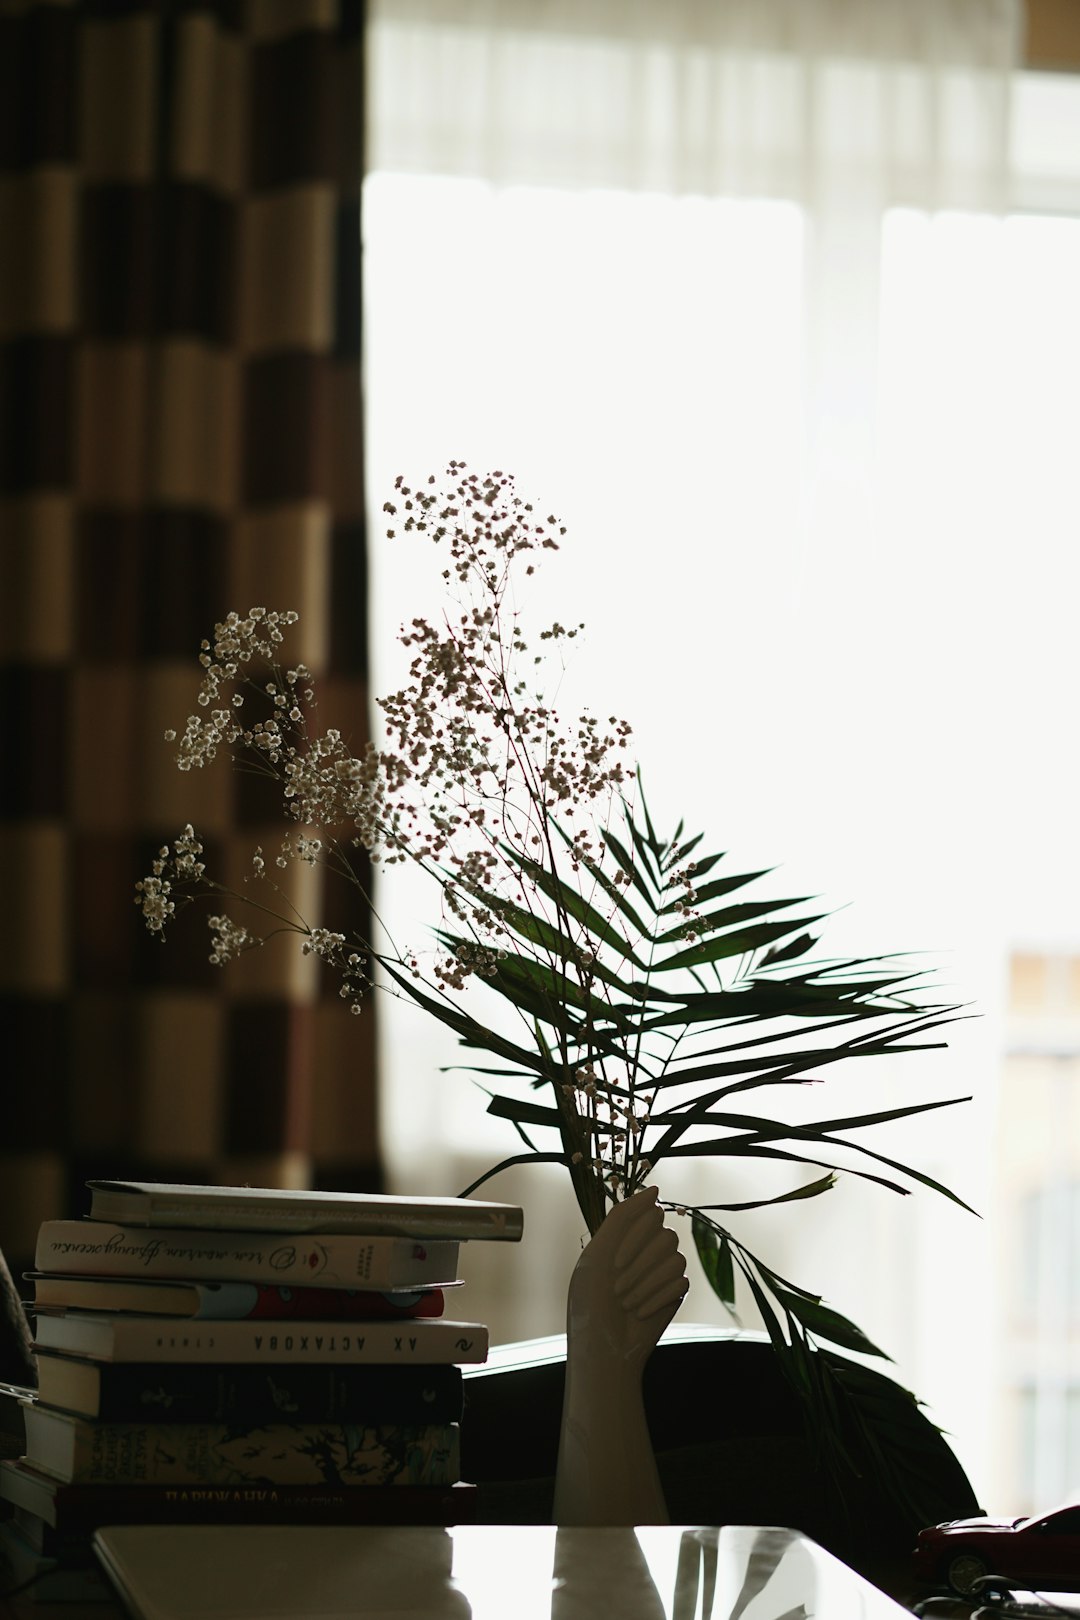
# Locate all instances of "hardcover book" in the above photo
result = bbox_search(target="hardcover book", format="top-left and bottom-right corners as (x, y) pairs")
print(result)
(32, 1313), (489, 1366)
(85, 1181), (524, 1242)
(35, 1221), (462, 1289)
(0, 1461), (478, 1543)
(29, 1275), (447, 1321)
(33, 1355), (465, 1426)
(20, 1405), (460, 1488)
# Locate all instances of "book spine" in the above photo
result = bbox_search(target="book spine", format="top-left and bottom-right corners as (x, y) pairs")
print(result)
(29, 1421), (460, 1488)
(34, 1281), (445, 1321)
(34, 1224), (459, 1289)
(37, 1358), (465, 1425)
(195, 1284), (445, 1321)
(34, 1316), (489, 1365)
(11, 1484), (478, 1545)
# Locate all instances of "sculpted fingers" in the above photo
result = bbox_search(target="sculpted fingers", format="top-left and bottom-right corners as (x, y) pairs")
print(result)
(616, 1231), (686, 1313)
(615, 1220), (681, 1303)
(630, 1270), (689, 1323)
(608, 1186), (662, 1267)
(565, 1188), (689, 1369)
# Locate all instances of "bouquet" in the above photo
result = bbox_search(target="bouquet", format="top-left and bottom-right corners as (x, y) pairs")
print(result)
(139, 464), (971, 1520)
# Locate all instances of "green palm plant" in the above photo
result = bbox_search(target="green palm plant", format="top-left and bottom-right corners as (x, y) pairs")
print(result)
(394, 782), (972, 1528)
(140, 463), (974, 1532)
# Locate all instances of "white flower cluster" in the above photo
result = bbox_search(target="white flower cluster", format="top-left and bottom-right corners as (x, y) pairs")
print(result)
(168, 609), (301, 772)
(301, 928), (346, 958)
(137, 467), (647, 1121)
(134, 825), (206, 934)
(134, 874), (174, 934)
(207, 914), (259, 965)
(338, 947), (372, 1014)
(433, 939), (503, 991)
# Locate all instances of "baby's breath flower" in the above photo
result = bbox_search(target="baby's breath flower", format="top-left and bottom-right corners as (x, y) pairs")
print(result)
(138, 466), (649, 1227)
(207, 914), (259, 964)
(134, 874), (174, 934)
(301, 928), (346, 959)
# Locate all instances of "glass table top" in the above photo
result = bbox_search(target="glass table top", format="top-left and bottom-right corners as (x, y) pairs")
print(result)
(90, 1521), (914, 1619)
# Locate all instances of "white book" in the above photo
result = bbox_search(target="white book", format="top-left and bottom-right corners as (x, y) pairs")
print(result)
(35, 1221), (462, 1290)
(84, 1181), (524, 1241)
(32, 1313), (489, 1366)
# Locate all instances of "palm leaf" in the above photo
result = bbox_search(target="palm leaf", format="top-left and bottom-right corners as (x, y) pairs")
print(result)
(508, 850), (648, 969)
(379, 960), (557, 1083)
(654, 915), (829, 972)
(485, 1093), (563, 1130)
(651, 1093), (966, 1148)
(672, 829), (705, 864)
(735, 1254), (810, 1393)
(817, 1352), (981, 1534)
(458, 1151), (571, 1197)
(690, 1171), (837, 1211)
(759, 930), (819, 966)
(549, 818), (651, 937)
(601, 828), (658, 910)
(658, 1137), (915, 1197)
(759, 1275), (890, 1359)
(691, 1217), (736, 1309)
(653, 896), (811, 947)
(448, 881), (592, 971)
(475, 1086), (541, 1152)
(700, 1022), (960, 1103)
(649, 1029), (949, 1093)
(435, 932), (631, 1047)
(630, 973), (923, 1030)
(632, 774), (666, 868)
(658, 868), (775, 916)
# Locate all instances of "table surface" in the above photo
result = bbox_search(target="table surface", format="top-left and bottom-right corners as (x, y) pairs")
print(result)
(0, 1521), (944, 1620)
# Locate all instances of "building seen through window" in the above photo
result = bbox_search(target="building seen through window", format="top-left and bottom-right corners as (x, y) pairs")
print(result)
(1003, 954), (1080, 1511)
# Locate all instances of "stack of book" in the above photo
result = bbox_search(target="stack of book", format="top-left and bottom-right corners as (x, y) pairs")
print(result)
(0, 1179), (522, 1586)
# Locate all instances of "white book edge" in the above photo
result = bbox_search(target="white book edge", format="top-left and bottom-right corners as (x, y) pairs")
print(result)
(34, 1223), (463, 1288)
(32, 1314), (489, 1365)
(85, 1182), (524, 1241)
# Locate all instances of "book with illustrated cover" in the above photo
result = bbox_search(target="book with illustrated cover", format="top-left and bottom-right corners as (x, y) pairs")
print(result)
(33, 1313), (489, 1365)
(0, 1460), (477, 1544)
(20, 1404), (460, 1488)
(29, 1275), (447, 1321)
(35, 1222), (463, 1289)
(33, 1355), (465, 1426)
(84, 1181), (524, 1242)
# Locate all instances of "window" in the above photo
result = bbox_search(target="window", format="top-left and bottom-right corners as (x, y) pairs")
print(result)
(363, 40), (1080, 1507)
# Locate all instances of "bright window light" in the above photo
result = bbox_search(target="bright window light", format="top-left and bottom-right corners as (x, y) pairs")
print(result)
(363, 73), (1080, 1509)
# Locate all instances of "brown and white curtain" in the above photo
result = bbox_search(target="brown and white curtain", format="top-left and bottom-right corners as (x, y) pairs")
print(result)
(0, 0), (377, 1277)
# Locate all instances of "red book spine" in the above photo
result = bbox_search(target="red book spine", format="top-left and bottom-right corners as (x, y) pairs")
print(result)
(241, 1287), (444, 1320)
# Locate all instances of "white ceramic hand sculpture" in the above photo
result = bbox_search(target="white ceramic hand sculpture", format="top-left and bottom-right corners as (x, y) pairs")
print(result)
(552, 1186), (688, 1526)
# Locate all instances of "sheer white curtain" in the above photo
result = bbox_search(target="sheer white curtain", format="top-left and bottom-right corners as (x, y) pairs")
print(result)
(364, 0), (1025, 1497)
(370, 0), (1018, 545)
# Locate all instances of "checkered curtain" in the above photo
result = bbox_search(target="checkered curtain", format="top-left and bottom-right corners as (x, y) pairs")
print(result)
(0, 0), (378, 1276)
